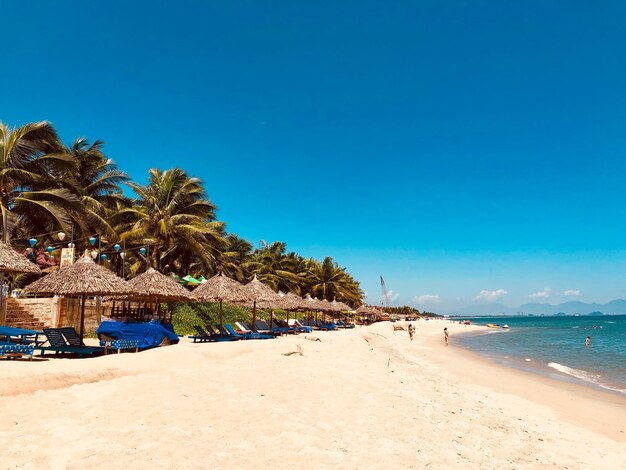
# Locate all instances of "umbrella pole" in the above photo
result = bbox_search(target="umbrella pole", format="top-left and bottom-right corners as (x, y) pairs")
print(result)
(270, 309), (273, 329)
(220, 299), (223, 327)
(252, 300), (257, 331)
(79, 293), (86, 343)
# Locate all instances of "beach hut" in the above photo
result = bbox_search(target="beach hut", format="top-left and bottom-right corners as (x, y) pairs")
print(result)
(22, 251), (134, 341)
(191, 273), (253, 326)
(242, 274), (280, 331)
(0, 241), (41, 275)
(110, 267), (193, 322)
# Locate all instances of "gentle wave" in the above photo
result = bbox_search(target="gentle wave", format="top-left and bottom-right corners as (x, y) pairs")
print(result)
(547, 362), (626, 394)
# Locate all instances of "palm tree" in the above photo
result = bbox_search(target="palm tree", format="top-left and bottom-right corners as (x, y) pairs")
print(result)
(118, 168), (220, 272)
(245, 241), (303, 292)
(64, 138), (130, 241)
(0, 121), (79, 243)
(306, 256), (363, 306)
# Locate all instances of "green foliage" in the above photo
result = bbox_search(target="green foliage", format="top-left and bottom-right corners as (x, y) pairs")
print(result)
(171, 302), (253, 335)
(1, 119), (365, 306)
(386, 305), (443, 318)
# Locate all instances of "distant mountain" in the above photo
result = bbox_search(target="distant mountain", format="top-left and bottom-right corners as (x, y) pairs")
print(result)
(454, 299), (626, 316)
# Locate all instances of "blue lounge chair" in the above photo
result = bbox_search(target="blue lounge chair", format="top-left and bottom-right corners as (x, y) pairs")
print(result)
(224, 324), (274, 340)
(189, 325), (212, 342)
(254, 320), (288, 336)
(0, 325), (43, 345)
(35, 328), (105, 358)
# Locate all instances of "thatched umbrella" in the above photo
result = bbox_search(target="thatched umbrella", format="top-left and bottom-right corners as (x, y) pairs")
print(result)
(0, 241), (41, 274)
(22, 251), (134, 341)
(115, 268), (194, 322)
(127, 268), (193, 302)
(242, 274), (280, 331)
(191, 273), (252, 326)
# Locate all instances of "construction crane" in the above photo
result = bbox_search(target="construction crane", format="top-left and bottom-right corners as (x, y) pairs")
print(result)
(380, 276), (391, 312)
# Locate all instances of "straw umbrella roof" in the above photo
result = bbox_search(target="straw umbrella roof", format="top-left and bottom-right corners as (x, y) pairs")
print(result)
(22, 251), (133, 296)
(277, 292), (306, 311)
(0, 241), (41, 274)
(330, 299), (348, 312)
(356, 305), (377, 315)
(191, 272), (253, 302)
(244, 274), (281, 304)
(317, 298), (336, 312)
(125, 268), (193, 302)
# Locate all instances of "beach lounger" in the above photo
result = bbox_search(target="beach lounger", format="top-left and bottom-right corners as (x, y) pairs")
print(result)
(289, 319), (313, 333)
(0, 325), (44, 345)
(224, 324), (274, 340)
(188, 325), (213, 342)
(206, 325), (241, 341)
(35, 328), (105, 358)
(254, 320), (286, 336)
(271, 320), (298, 334)
(316, 320), (337, 331)
(235, 322), (253, 333)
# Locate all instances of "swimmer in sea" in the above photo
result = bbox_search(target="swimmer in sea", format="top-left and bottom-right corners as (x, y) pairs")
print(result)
(585, 336), (590, 347)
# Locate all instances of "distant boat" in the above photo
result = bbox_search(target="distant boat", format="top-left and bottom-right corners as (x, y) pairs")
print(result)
(502, 324), (509, 329)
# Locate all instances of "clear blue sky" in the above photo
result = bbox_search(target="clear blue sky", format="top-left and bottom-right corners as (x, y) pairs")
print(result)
(2, 1), (626, 313)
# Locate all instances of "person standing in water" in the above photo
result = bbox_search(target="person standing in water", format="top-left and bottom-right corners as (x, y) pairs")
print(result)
(444, 327), (449, 346)
(408, 324), (414, 341)
(585, 336), (590, 347)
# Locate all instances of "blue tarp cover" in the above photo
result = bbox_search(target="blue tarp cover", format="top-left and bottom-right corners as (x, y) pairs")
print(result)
(96, 321), (179, 349)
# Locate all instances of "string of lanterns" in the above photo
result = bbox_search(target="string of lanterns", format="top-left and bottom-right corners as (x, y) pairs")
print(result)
(26, 232), (149, 264)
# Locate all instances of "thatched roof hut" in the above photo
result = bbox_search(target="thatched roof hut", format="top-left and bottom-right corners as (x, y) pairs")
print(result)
(23, 251), (133, 297)
(242, 274), (280, 330)
(191, 273), (252, 326)
(23, 251), (133, 340)
(277, 292), (306, 311)
(126, 268), (193, 302)
(0, 241), (41, 274)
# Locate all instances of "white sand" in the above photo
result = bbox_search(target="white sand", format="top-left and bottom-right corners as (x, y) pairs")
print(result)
(1, 319), (625, 469)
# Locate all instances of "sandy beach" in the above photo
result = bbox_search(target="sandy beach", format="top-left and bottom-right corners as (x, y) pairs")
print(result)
(2, 320), (625, 469)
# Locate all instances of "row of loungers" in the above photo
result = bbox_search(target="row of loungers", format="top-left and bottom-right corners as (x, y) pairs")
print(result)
(0, 326), (140, 359)
(189, 319), (355, 343)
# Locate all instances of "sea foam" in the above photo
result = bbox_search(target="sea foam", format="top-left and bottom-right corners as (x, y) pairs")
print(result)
(547, 362), (626, 394)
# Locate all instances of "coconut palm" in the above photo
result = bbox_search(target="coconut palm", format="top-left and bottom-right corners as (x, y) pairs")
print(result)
(118, 168), (220, 272)
(245, 241), (303, 292)
(306, 256), (363, 306)
(0, 121), (80, 242)
(64, 138), (130, 241)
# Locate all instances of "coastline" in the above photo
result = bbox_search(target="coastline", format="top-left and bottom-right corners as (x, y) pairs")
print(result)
(428, 320), (626, 443)
(1, 320), (625, 468)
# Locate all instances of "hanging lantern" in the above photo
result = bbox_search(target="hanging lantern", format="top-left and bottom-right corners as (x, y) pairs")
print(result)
(68, 242), (75, 248)
(26, 247), (33, 254)
(139, 247), (147, 256)
(46, 246), (54, 254)
(100, 254), (107, 261)
(91, 250), (98, 259)
(28, 238), (37, 247)
(120, 252), (126, 259)
(113, 243), (121, 251)
(57, 232), (66, 241)
(89, 236), (97, 246)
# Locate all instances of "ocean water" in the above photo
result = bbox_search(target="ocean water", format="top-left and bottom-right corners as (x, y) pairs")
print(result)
(453, 315), (626, 395)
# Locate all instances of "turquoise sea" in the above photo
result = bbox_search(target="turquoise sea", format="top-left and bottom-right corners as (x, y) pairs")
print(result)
(454, 315), (626, 395)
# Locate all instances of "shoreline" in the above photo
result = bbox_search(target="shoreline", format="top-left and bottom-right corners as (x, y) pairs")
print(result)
(1, 320), (625, 468)
(451, 322), (626, 398)
(429, 319), (626, 443)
